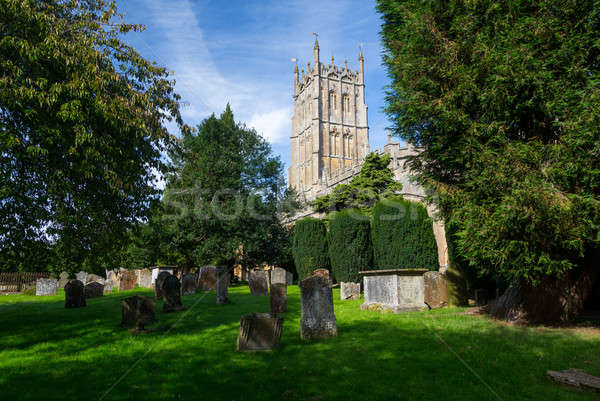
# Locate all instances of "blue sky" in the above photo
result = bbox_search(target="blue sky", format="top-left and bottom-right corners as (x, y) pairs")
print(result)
(116, 0), (393, 178)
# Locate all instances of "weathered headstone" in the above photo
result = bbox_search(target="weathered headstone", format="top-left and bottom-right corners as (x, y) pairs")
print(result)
(65, 280), (86, 308)
(236, 313), (284, 351)
(75, 271), (88, 283)
(36, 278), (58, 296)
(216, 266), (229, 305)
(249, 270), (269, 296)
(103, 280), (115, 294)
(360, 269), (428, 313)
(181, 273), (197, 295)
(106, 269), (118, 290)
(475, 289), (489, 306)
(299, 275), (337, 340)
(198, 265), (217, 291)
(286, 271), (293, 285)
(151, 267), (174, 287)
(162, 275), (184, 313)
(118, 270), (137, 291)
(270, 283), (287, 314)
(84, 282), (104, 299)
(340, 282), (360, 300)
(58, 272), (69, 289)
(547, 369), (600, 392)
(312, 268), (330, 281)
(423, 271), (448, 309)
(85, 274), (105, 285)
(121, 296), (155, 331)
(136, 268), (153, 289)
(155, 271), (171, 300)
(270, 268), (287, 285)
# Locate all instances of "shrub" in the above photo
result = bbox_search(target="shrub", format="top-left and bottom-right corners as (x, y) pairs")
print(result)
(328, 209), (372, 283)
(292, 217), (330, 279)
(372, 197), (438, 270)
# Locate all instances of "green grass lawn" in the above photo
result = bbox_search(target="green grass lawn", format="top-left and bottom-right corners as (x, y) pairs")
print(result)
(1, 286), (598, 401)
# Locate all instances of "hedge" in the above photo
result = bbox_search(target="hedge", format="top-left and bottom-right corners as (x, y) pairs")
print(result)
(328, 209), (372, 283)
(292, 217), (330, 279)
(372, 197), (438, 270)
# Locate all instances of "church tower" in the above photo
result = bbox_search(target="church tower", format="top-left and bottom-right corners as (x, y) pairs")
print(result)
(289, 39), (369, 200)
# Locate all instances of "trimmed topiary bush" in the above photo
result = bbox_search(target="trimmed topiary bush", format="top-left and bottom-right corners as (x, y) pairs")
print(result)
(372, 197), (438, 270)
(292, 217), (330, 280)
(328, 209), (372, 283)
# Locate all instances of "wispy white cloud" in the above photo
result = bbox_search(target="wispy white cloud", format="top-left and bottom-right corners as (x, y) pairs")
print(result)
(247, 108), (292, 144)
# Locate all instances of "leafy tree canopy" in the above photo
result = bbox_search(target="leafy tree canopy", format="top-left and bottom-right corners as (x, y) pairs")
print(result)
(0, 0), (187, 273)
(312, 153), (402, 213)
(378, 0), (600, 284)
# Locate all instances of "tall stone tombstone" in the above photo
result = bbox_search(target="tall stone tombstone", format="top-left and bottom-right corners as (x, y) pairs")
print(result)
(249, 270), (269, 296)
(270, 268), (287, 285)
(423, 271), (448, 309)
(65, 280), (86, 308)
(105, 270), (118, 291)
(197, 266), (217, 291)
(299, 275), (337, 340)
(162, 275), (184, 313)
(236, 313), (284, 351)
(155, 271), (171, 300)
(181, 273), (197, 295)
(58, 272), (69, 289)
(36, 278), (58, 296)
(75, 271), (88, 283)
(216, 266), (229, 305)
(84, 282), (104, 299)
(340, 282), (360, 300)
(270, 283), (287, 314)
(118, 270), (137, 291)
(121, 296), (155, 331)
(286, 271), (294, 286)
(137, 269), (153, 289)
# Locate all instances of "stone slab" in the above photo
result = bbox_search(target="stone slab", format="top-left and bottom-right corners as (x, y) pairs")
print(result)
(198, 266), (217, 291)
(155, 271), (171, 300)
(137, 269), (153, 289)
(118, 270), (137, 291)
(270, 283), (287, 314)
(121, 296), (155, 330)
(270, 268), (287, 286)
(340, 282), (360, 300)
(181, 273), (197, 295)
(65, 280), (86, 308)
(299, 275), (337, 340)
(162, 275), (184, 313)
(86, 274), (105, 285)
(548, 369), (600, 392)
(423, 271), (448, 309)
(75, 271), (88, 283)
(216, 266), (229, 305)
(249, 270), (269, 296)
(36, 278), (58, 296)
(236, 313), (284, 351)
(84, 282), (104, 299)
(57, 272), (69, 289)
(361, 269), (427, 313)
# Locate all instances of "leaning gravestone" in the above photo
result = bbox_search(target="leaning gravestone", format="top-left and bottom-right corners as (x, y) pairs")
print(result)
(36, 278), (58, 296)
(105, 270), (118, 289)
(75, 271), (88, 283)
(299, 275), (337, 340)
(84, 282), (104, 299)
(216, 266), (229, 305)
(249, 270), (269, 296)
(118, 270), (137, 291)
(121, 296), (155, 331)
(86, 274), (105, 285)
(58, 272), (69, 289)
(312, 268), (330, 281)
(64, 280), (86, 308)
(340, 282), (360, 300)
(423, 271), (448, 309)
(198, 266), (217, 291)
(270, 268), (287, 285)
(137, 269), (153, 289)
(162, 275), (184, 313)
(155, 271), (171, 300)
(181, 273), (197, 295)
(236, 313), (284, 351)
(270, 283), (287, 314)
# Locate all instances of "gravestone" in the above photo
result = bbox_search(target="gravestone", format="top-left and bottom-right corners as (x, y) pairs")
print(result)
(162, 275), (184, 313)
(103, 280), (115, 294)
(270, 268), (287, 285)
(312, 268), (330, 281)
(181, 273), (197, 295)
(84, 282), (104, 299)
(137, 269), (153, 289)
(216, 266), (229, 305)
(270, 283), (287, 314)
(121, 296), (155, 331)
(106, 270), (118, 289)
(424, 271), (448, 309)
(360, 269), (428, 313)
(155, 271), (171, 300)
(475, 289), (489, 306)
(198, 266), (217, 291)
(118, 270), (137, 291)
(286, 271), (293, 285)
(36, 278), (58, 296)
(151, 267), (174, 287)
(236, 313), (284, 351)
(249, 270), (269, 295)
(340, 282), (360, 300)
(75, 271), (88, 283)
(86, 274), (105, 285)
(65, 280), (86, 308)
(299, 275), (337, 340)
(58, 272), (69, 289)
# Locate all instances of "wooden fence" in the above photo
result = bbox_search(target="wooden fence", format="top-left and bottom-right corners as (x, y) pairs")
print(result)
(0, 272), (51, 293)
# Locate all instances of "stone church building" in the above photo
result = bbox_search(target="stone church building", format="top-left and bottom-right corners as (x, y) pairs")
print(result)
(288, 40), (449, 270)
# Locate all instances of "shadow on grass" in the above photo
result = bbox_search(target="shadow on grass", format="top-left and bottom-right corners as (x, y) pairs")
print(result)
(0, 287), (599, 401)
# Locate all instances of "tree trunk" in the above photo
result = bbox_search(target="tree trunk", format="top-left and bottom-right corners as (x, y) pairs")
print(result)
(490, 249), (599, 324)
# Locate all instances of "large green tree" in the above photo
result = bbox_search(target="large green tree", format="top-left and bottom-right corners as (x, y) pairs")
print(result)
(378, 0), (600, 322)
(0, 0), (187, 273)
(162, 106), (289, 270)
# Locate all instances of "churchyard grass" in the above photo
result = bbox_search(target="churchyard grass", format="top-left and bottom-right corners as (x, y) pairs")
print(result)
(0, 286), (598, 400)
